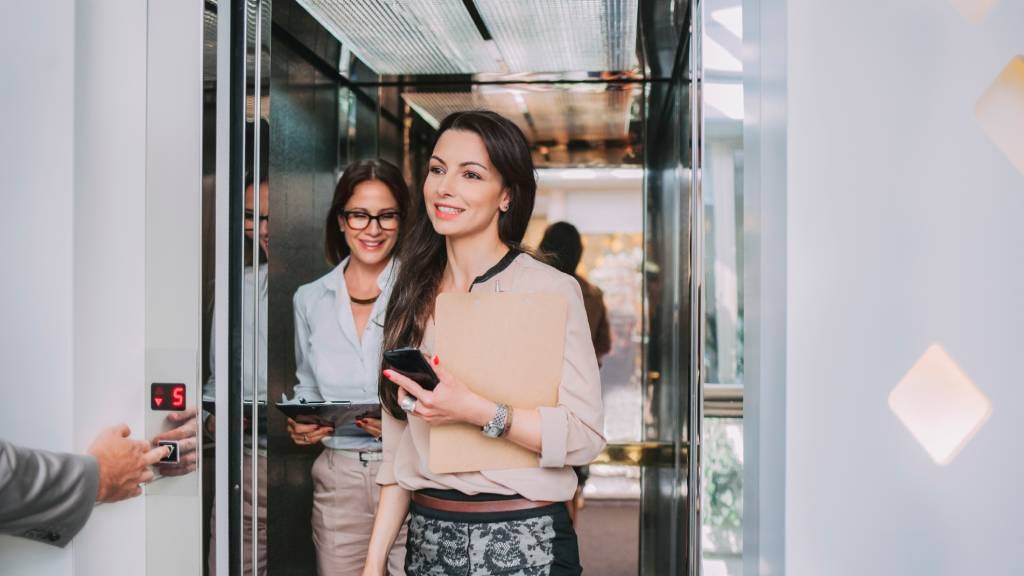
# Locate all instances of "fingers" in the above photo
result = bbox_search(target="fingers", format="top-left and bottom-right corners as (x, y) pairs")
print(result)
(168, 436), (198, 456)
(112, 424), (131, 438)
(139, 468), (155, 484)
(289, 421), (323, 434)
(166, 407), (197, 422)
(151, 421), (197, 443)
(309, 427), (334, 443)
(357, 418), (383, 438)
(384, 369), (430, 401)
(290, 425), (333, 445)
(142, 444), (172, 466)
(431, 357), (453, 383)
(159, 450), (198, 476)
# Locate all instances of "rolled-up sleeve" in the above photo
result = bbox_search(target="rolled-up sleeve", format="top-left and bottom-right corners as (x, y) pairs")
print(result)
(538, 276), (606, 468)
(376, 408), (407, 485)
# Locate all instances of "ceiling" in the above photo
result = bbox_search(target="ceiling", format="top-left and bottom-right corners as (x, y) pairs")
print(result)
(402, 85), (639, 144)
(295, 0), (639, 75)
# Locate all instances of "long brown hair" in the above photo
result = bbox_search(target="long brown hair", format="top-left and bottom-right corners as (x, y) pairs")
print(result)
(324, 158), (410, 265)
(380, 110), (537, 418)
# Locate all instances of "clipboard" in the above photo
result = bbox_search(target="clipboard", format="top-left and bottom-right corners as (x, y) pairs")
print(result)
(430, 291), (567, 473)
(275, 401), (381, 435)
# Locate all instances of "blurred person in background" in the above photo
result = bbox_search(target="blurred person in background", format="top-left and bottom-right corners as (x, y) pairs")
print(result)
(539, 220), (612, 523)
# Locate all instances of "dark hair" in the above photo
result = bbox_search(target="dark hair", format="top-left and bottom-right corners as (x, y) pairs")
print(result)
(539, 221), (583, 277)
(380, 110), (537, 418)
(324, 159), (411, 266)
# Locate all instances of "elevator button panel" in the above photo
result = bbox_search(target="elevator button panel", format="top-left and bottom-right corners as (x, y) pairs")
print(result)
(151, 383), (187, 411)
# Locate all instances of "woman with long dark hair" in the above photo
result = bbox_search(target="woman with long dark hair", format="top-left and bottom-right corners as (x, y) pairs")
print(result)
(363, 111), (605, 575)
(289, 159), (409, 574)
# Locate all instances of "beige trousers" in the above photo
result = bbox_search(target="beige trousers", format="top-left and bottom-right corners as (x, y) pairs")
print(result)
(209, 450), (267, 576)
(312, 449), (407, 576)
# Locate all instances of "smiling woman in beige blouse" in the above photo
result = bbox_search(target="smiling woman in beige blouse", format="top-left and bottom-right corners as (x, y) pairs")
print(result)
(363, 111), (606, 576)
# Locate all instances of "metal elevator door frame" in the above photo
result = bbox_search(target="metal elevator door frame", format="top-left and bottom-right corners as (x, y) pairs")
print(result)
(637, 0), (703, 574)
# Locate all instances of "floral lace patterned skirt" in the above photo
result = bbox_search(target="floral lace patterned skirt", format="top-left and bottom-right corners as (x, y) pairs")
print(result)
(405, 490), (582, 576)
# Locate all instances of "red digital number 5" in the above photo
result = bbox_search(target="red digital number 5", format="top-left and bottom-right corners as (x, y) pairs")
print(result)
(172, 386), (185, 408)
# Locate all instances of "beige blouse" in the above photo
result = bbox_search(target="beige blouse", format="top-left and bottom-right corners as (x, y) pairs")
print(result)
(377, 252), (606, 502)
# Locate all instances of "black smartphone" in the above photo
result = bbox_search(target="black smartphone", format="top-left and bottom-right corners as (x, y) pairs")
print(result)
(383, 347), (440, 391)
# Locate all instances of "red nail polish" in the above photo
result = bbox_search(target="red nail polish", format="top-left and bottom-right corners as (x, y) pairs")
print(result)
(432, 355), (440, 366)
(383, 369), (392, 378)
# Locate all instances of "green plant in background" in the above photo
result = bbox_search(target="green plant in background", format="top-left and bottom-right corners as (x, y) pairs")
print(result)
(702, 418), (743, 552)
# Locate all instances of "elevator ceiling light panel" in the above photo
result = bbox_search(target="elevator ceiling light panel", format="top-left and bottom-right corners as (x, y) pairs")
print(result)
(403, 88), (636, 143)
(975, 56), (1024, 176)
(948, 0), (998, 23)
(295, 0), (500, 74)
(888, 344), (991, 466)
(475, 0), (639, 73)
(297, 0), (639, 75)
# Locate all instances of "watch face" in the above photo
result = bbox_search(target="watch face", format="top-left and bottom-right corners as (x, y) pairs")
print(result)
(482, 404), (508, 438)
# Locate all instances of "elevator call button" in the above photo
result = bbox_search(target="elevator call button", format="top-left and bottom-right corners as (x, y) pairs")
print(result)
(158, 440), (180, 464)
(151, 383), (186, 411)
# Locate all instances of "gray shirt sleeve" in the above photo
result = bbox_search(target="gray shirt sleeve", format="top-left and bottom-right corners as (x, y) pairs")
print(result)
(0, 439), (100, 547)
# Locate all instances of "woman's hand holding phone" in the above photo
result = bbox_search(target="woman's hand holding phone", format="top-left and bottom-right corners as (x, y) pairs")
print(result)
(287, 418), (334, 445)
(383, 356), (495, 427)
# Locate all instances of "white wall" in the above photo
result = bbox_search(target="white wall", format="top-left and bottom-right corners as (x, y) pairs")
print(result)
(0, 2), (203, 575)
(785, 1), (1023, 575)
(71, 1), (150, 574)
(0, 2), (77, 574)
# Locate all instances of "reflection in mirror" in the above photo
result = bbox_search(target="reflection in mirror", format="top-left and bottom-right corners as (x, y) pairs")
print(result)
(208, 116), (271, 575)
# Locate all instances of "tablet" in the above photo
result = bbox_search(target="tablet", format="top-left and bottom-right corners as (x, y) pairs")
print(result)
(275, 401), (381, 434)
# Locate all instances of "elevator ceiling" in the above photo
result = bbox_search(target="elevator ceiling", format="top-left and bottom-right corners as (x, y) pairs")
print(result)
(295, 0), (639, 75)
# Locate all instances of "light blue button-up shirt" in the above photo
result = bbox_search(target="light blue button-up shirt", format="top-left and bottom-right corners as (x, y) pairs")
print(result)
(292, 256), (397, 451)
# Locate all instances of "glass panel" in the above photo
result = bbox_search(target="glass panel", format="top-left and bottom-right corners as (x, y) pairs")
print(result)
(701, 0), (745, 574)
(702, 417), (744, 576)
(702, 0), (745, 387)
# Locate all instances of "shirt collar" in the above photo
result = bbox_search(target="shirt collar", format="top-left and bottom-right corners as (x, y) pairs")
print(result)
(469, 247), (522, 289)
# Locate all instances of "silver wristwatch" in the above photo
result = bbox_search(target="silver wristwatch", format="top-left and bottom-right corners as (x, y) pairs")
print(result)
(481, 403), (510, 438)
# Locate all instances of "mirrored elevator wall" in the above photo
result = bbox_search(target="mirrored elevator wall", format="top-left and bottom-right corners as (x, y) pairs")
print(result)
(263, 5), (409, 573)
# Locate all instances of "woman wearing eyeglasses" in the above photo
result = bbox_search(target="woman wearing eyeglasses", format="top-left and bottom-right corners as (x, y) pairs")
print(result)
(288, 159), (409, 575)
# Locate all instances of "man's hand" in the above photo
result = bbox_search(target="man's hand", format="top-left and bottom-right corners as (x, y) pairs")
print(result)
(152, 408), (199, 477)
(88, 425), (170, 503)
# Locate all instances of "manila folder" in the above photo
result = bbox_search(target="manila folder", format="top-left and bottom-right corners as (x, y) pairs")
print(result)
(430, 291), (567, 474)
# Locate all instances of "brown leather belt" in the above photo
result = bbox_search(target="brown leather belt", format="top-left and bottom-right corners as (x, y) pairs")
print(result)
(412, 492), (556, 514)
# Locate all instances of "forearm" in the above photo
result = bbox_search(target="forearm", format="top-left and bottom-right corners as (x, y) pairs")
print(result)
(503, 408), (542, 453)
(0, 441), (99, 547)
(364, 484), (411, 575)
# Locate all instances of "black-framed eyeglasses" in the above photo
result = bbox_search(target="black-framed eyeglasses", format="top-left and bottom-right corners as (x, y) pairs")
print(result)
(343, 210), (400, 231)
(244, 210), (269, 225)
